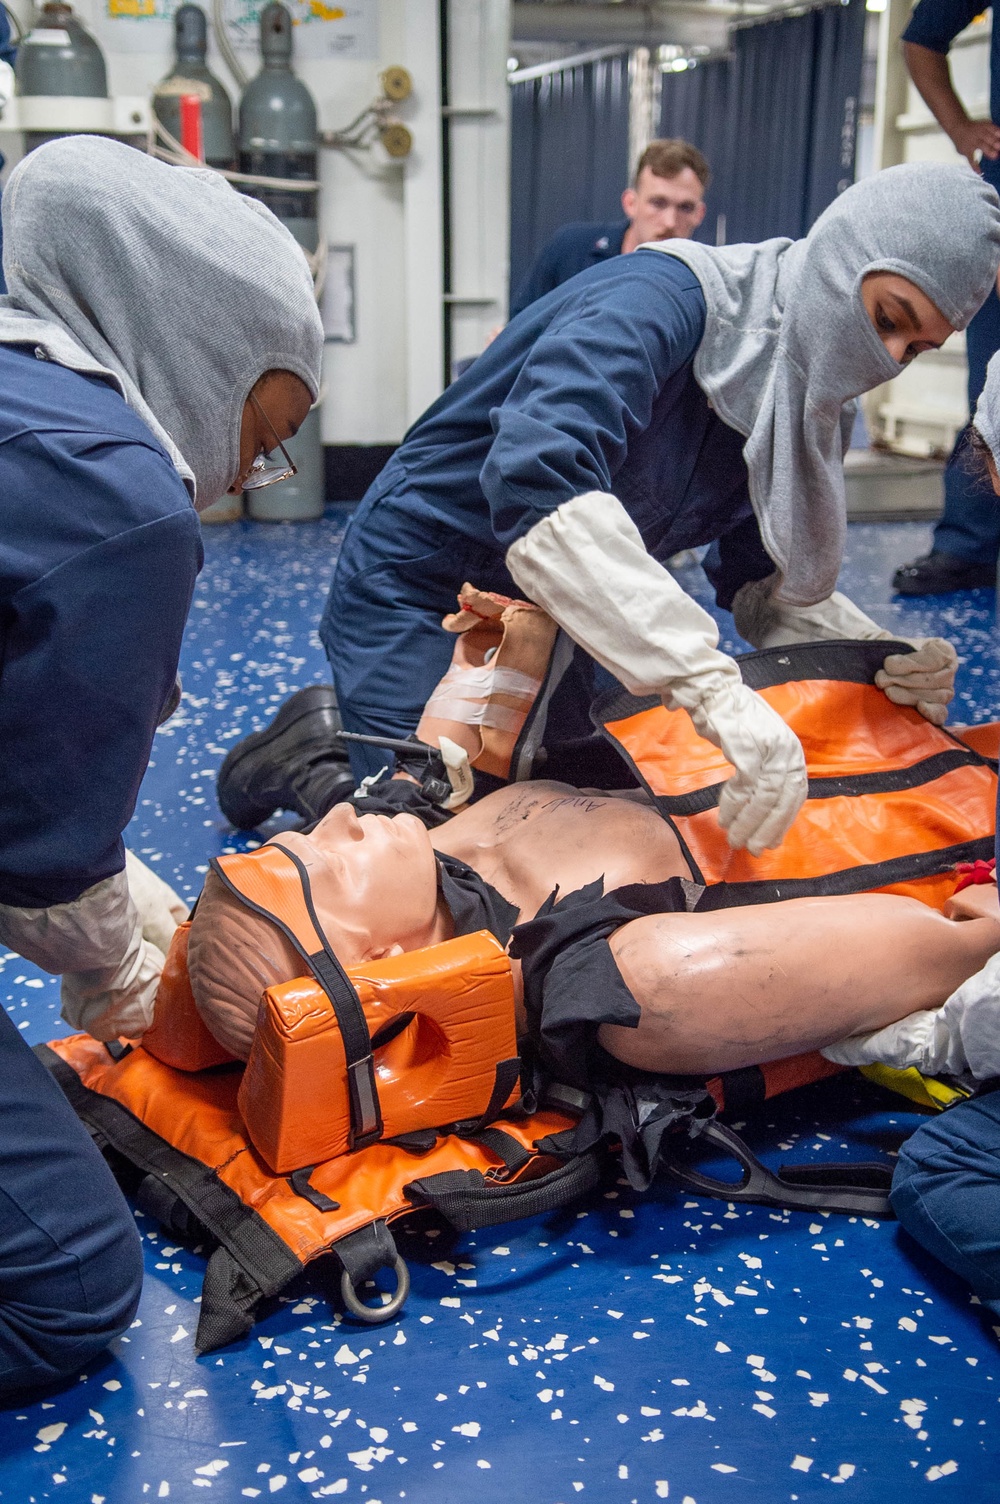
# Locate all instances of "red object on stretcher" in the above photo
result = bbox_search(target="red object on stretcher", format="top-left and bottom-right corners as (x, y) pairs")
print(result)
(179, 93), (204, 162)
(953, 857), (997, 892)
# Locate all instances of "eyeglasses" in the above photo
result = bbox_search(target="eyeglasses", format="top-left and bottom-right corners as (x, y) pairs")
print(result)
(241, 391), (298, 491)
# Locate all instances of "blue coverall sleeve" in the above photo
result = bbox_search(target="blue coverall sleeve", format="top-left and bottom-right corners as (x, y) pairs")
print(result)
(482, 258), (705, 550)
(0, 481), (200, 909)
(903, 0), (983, 52)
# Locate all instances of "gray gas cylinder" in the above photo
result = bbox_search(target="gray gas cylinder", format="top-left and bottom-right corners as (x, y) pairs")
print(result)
(238, 2), (317, 254)
(239, 1), (324, 522)
(16, 1), (107, 152)
(153, 4), (234, 170)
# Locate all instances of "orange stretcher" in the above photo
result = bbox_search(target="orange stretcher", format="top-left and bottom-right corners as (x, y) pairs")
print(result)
(38, 640), (998, 1351)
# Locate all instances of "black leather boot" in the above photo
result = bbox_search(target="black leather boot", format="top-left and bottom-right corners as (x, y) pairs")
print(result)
(892, 550), (996, 595)
(216, 685), (355, 829)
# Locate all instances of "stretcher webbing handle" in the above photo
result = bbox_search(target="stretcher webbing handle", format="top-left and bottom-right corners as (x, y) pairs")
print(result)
(660, 1119), (894, 1218)
(404, 1148), (604, 1231)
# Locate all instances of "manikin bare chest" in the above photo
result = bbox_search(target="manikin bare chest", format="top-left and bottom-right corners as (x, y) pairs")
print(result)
(432, 780), (692, 923)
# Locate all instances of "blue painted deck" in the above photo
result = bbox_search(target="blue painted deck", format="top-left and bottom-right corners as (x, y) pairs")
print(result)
(2, 517), (999, 1504)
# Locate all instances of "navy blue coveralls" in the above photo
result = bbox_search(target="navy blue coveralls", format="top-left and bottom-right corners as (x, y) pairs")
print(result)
(509, 218), (629, 319)
(903, 0), (1000, 566)
(322, 251), (774, 782)
(0, 344), (201, 1394)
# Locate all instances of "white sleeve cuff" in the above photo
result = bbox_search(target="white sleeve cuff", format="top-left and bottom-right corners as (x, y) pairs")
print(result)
(505, 491), (740, 702)
(732, 575), (894, 650)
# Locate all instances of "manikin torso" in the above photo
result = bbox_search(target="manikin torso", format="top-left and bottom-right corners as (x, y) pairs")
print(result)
(430, 781), (689, 921)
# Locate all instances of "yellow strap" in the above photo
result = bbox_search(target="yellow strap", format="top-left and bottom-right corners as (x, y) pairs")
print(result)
(859, 1062), (972, 1112)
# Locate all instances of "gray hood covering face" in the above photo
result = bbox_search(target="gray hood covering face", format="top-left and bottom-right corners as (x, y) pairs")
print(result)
(0, 135), (324, 508)
(653, 162), (1000, 605)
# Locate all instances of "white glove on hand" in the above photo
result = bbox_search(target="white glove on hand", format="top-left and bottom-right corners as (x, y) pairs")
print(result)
(0, 61), (14, 113)
(506, 492), (808, 854)
(683, 676), (809, 856)
(732, 574), (958, 727)
(0, 868), (166, 1041)
(822, 951), (1000, 1080)
(125, 849), (189, 953)
(875, 638), (958, 728)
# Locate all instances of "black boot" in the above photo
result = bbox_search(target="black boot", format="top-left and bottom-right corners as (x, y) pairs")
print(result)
(892, 550), (996, 595)
(217, 685), (355, 829)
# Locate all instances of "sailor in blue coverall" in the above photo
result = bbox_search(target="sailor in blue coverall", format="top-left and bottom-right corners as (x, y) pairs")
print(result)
(0, 136), (322, 1396)
(0, 345), (199, 1395)
(323, 252), (767, 783)
(509, 138), (710, 319)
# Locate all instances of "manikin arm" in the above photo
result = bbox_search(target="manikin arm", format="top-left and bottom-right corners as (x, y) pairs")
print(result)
(600, 892), (1000, 1077)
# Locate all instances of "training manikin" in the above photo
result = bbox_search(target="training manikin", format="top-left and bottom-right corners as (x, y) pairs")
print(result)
(189, 784), (1000, 1114)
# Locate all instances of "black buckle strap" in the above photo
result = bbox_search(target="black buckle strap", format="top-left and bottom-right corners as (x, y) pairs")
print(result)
(306, 948), (382, 1150)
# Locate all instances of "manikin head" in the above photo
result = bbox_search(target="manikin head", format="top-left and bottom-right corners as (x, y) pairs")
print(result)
(187, 805), (448, 1058)
(621, 139), (709, 251)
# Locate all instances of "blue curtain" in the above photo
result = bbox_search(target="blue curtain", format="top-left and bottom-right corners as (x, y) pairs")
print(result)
(509, 52), (631, 296)
(659, 57), (732, 246)
(659, 0), (866, 245)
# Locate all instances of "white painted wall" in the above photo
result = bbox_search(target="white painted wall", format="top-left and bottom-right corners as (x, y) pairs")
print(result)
(0, 0), (511, 445)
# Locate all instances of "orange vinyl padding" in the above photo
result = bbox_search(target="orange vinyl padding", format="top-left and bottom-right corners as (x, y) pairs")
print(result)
(956, 722), (1000, 760)
(214, 844), (330, 955)
(606, 683), (997, 906)
(239, 930), (519, 1173)
(46, 1031), (574, 1266)
(142, 924), (237, 1073)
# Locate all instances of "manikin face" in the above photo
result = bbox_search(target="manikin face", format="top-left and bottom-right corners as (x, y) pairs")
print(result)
(860, 272), (955, 366)
(622, 165), (707, 245)
(270, 803), (443, 966)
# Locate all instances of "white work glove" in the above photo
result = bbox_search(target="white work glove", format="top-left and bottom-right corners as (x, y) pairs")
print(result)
(0, 61), (14, 114)
(125, 849), (189, 953)
(874, 639), (958, 727)
(822, 951), (1000, 1080)
(0, 868), (167, 1041)
(506, 492), (808, 854)
(732, 573), (958, 727)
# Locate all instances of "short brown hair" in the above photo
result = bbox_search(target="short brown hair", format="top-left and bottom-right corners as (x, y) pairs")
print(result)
(635, 138), (710, 190)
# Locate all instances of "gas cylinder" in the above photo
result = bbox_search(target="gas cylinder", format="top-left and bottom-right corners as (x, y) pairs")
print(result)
(153, 4), (234, 170)
(15, 0), (107, 153)
(238, 2), (317, 253)
(238, 1), (324, 522)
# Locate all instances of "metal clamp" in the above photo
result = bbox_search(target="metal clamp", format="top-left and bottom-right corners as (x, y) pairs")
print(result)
(339, 1255), (410, 1324)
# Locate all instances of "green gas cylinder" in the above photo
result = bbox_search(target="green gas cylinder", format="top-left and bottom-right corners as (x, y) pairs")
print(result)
(153, 4), (234, 170)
